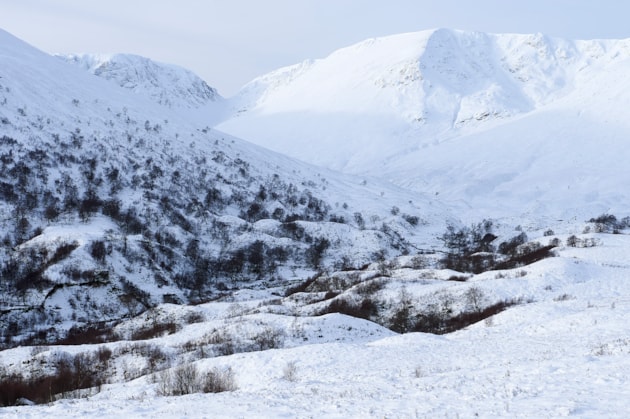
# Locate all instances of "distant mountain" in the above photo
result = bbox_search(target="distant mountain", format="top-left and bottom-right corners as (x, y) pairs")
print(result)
(58, 53), (229, 125)
(216, 28), (630, 219)
(58, 53), (222, 108)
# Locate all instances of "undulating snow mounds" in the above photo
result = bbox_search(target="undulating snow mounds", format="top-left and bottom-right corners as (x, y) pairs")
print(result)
(3, 230), (630, 417)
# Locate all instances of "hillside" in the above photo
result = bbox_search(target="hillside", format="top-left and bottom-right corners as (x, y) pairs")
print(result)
(216, 28), (630, 220)
(0, 28), (444, 347)
(3, 224), (630, 417)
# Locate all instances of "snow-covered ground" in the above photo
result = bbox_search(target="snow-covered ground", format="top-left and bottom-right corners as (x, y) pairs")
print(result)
(2, 230), (630, 417)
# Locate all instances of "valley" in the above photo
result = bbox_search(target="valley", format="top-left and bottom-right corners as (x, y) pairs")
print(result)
(1, 27), (629, 417)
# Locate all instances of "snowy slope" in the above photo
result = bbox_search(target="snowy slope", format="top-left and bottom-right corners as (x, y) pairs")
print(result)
(0, 24), (445, 244)
(57, 53), (221, 107)
(61, 29), (630, 221)
(57, 52), (228, 124)
(2, 27), (630, 418)
(0, 27), (448, 345)
(3, 229), (630, 417)
(216, 29), (630, 219)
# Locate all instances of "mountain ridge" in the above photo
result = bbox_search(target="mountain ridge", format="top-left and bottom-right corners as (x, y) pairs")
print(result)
(57, 53), (222, 107)
(9, 26), (630, 221)
(212, 28), (630, 219)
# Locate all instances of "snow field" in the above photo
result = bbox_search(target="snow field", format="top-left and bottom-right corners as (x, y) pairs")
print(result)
(3, 231), (630, 417)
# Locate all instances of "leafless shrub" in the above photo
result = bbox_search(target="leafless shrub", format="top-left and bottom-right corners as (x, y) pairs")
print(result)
(96, 346), (112, 364)
(203, 329), (236, 356)
(412, 297), (525, 335)
(259, 298), (283, 306)
(30, 346), (49, 356)
(202, 367), (237, 393)
(355, 278), (386, 296)
(388, 287), (414, 333)
(55, 323), (119, 345)
(408, 255), (429, 269)
(319, 296), (378, 321)
(549, 237), (562, 247)
(553, 293), (575, 302)
(157, 364), (236, 396)
(130, 320), (180, 340)
(156, 364), (198, 396)
(284, 274), (320, 297)
(252, 326), (285, 351)
(567, 235), (600, 248)
(465, 286), (487, 313)
(173, 364), (200, 395)
(447, 275), (469, 282)
(146, 345), (168, 370)
(592, 343), (611, 357)
(226, 303), (246, 318)
(282, 361), (299, 382)
(0, 349), (109, 406)
(323, 290), (339, 300)
(495, 270), (526, 279)
(290, 318), (306, 339)
(155, 370), (172, 396)
(184, 311), (206, 324)
(376, 261), (393, 276)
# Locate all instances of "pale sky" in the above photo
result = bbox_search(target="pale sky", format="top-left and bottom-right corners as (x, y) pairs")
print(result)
(1, 0), (628, 96)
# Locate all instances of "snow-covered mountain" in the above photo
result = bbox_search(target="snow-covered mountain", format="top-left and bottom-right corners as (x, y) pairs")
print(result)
(217, 28), (630, 220)
(60, 30), (630, 222)
(58, 53), (221, 108)
(2, 27), (630, 417)
(58, 52), (228, 124)
(0, 28), (444, 347)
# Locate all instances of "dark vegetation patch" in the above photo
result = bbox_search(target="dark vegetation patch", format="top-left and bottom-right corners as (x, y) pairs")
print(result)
(0, 350), (111, 406)
(318, 297), (378, 320)
(410, 298), (523, 334)
(131, 321), (181, 341)
(439, 220), (558, 274)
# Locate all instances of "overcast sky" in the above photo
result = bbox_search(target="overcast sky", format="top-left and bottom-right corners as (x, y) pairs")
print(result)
(1, 0), (629, 96)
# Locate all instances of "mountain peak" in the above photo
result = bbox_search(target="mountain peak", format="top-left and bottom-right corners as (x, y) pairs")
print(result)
(215, 28), (630, 218)
(58, 52), (222, 109)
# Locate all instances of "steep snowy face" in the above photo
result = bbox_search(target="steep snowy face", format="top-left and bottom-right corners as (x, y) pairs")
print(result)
(215, 29), (630, 219)
(58, 53), (222, 109)
(217, 29), (624, 173)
